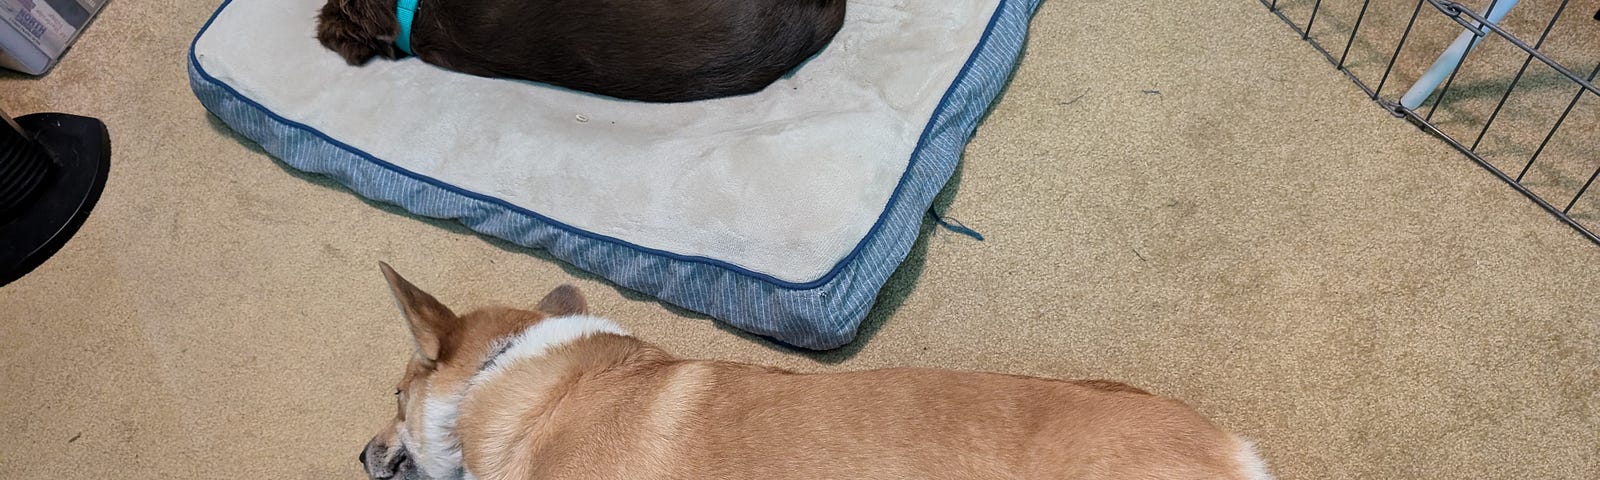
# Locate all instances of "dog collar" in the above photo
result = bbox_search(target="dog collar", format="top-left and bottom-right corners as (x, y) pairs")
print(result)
(395, 0), (419, 54)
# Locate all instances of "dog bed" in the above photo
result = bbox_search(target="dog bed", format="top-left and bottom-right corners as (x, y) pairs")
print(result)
(189, 0), (1042, 350)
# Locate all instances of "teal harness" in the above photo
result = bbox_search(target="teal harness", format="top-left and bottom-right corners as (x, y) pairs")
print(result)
(395, 0), (420, 54)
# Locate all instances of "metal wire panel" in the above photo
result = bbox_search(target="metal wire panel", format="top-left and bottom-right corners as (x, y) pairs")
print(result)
(1262, 0), (1600, 246)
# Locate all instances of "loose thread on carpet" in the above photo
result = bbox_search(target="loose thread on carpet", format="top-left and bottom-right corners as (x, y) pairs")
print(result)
(928, 209), (985, 241)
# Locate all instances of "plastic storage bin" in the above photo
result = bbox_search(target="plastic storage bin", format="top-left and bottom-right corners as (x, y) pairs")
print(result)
(0, 0), (107, 75)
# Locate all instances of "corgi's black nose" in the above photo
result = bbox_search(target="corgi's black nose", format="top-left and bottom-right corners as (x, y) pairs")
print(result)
(358, 448), (368, 466)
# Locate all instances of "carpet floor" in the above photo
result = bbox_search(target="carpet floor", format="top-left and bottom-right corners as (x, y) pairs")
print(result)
(2, 0), (1596, 478)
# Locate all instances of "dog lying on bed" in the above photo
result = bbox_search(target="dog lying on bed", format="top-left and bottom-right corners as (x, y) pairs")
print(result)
(315, 0), (846, 102)
(359, 263), (1275, 480)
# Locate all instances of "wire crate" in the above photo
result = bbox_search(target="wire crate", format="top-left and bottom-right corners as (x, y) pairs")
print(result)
(1261, 0), (1600, 244)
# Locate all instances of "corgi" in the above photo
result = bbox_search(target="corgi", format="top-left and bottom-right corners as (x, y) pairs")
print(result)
(360, 263), (1273, 479)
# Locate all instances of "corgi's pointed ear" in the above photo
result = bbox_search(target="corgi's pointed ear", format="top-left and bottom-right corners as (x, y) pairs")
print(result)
(380, 262), (457, 368)
(537, 285), (588, 317)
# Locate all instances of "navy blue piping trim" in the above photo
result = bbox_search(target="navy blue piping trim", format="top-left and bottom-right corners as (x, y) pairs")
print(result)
(187, 0), (1009, 290)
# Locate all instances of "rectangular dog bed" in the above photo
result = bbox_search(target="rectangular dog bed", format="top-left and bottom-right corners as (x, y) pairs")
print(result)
(189, 0), (1042, 350)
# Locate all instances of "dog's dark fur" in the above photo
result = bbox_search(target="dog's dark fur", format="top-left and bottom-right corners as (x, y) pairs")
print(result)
(316, 0), (846, 103)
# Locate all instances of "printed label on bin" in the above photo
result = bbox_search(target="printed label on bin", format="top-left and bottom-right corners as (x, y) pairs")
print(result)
(1, 0), (77, 56)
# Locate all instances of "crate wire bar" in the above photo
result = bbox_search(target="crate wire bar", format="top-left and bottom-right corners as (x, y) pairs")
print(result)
(1260, 0), (1600, 246)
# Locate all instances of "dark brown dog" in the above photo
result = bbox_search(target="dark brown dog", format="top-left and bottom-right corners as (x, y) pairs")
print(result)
(316, 0), (846, 102)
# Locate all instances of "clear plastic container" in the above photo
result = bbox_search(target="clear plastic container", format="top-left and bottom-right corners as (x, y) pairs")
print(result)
(0, 0), (108, 75)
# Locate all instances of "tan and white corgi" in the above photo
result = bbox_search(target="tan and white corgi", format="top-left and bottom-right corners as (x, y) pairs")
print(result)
(360, 263), (1273, 480)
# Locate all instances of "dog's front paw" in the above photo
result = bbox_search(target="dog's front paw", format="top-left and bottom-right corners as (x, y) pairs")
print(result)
(315, 0), (398, 65)
(317, 23), (379, 64)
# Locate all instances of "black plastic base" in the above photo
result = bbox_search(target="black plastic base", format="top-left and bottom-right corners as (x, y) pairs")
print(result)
(0, 113), (111, 287)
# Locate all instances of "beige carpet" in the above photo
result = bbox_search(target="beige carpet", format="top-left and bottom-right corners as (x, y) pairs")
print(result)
(3, 0), (1598, 478)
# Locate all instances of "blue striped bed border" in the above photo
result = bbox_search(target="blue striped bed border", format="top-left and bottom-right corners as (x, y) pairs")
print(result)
(188, 0), (1043, 350)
